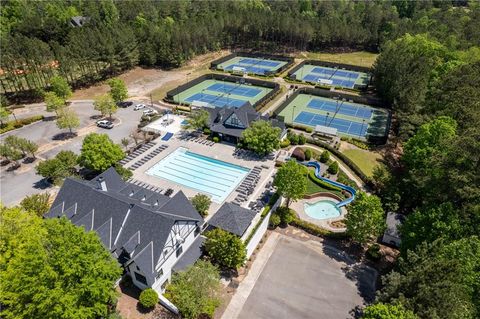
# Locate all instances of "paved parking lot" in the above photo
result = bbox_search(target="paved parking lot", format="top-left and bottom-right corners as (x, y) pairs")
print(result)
(227, 234), (377, 319)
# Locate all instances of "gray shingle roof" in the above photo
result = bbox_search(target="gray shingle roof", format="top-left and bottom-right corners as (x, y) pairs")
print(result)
(208, 202), (257, 237)
(205, 104), (285, 138)
(172, 236), (205, 272)
(46, 167), (204, 282)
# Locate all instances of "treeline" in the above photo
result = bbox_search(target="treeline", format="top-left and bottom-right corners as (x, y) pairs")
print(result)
(1, 0), (479, 100)
(367, 31), (480, 319)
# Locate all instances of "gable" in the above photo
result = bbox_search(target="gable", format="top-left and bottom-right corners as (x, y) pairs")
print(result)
(224, 112), (246, 128)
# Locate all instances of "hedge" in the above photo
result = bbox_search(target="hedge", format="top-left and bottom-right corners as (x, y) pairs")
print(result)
(306, 138), (373, 187)
(0, 115), (44, 134)
(291, 217), (348, 239)
(307, 170), (343, 192)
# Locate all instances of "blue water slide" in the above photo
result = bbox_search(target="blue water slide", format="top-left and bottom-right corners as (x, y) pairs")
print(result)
(304, 161), (356, 208)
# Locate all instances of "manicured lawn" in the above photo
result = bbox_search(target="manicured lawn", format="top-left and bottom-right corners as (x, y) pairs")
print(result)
(305, 172), (346, 199)
(342, 148), (382, 177)
(298, 51), (378, 68)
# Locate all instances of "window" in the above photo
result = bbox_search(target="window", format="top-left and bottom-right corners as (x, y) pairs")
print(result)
(156, 268), (163, 279)
(134, 272), (148, 285)
(176, 246), (183, 257)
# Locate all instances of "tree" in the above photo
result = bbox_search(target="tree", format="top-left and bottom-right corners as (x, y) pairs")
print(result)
(304, 148), (312, 161)
(94, 93), (117, 119)
(327, 161), (339, 174)
(139, 288), (158, 309)
(0, 143), (22, 165)
(242, 120), (281, 155)
(20, 193), (51, 217)
(113, 163), (132, 181)
(362, 303), (417, 319)
(183, 109), (209, 131)
(164, 260), (222, 319)
(121, 137), (129, 151)
(274, 206), (296, 225)
(78, 133), (124, 172)
(19, 138), (38, 159)
(345, 192), (385, 245)
(0, 106), (10, 126)
(320, 150), (330, 163)
(56, 107), (80, 134)
(4, 135), (26, 157)
(0, 206), (122, 319)
(191, 194), (211, 217)
(273, 160), (307, 208)
(107, 78), (128, 103)
(377, 238), (480, 319)
(204, 228), (246, 269)
(44, 91), (65, 116)
(36, 150), (78, 185)
(49, 75), (72, 100)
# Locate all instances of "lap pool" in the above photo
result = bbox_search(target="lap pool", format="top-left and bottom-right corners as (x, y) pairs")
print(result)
(146, 147), (250, 203)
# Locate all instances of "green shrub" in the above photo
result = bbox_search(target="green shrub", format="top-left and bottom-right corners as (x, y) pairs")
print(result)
(213, 136), (220, 143)
(291, 217), (348, 239)
(305, 127), (313, 133)
(275, 207), (296, 225)
(366, 243), (381, 261)
(308, 170), (343, 192)
(304, 148), (312, 161)
(269, 213), (281, 227)
(298, 134), (306, 145)
(288, 132), (299, 145)
(203, 127), (211, 135)
(320, 150), (330, 163)
(139, 288), (158, 309)
(328, 161), (339, 174)
(0, 115), (44, 134)
(280, 139), (291, 148)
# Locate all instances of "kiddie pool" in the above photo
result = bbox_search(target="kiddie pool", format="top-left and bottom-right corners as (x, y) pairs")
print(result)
(304, 200), (341, 220)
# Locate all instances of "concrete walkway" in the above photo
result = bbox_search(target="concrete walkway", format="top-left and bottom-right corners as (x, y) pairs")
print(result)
(221, 232), (281, 319)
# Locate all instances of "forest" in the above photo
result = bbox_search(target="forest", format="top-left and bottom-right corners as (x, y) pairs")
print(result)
(1, 0), (479, 99)
(1, 1), (479, 319)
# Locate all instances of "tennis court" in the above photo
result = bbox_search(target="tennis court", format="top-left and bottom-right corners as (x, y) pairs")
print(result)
(171, 79), (272, 108)
(292, 64), (370, 89)
(277, 93), (389, 140)
(215, 56), (288, 75)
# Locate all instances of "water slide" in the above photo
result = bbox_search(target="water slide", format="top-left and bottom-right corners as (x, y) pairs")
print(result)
(304, 161), (356, 208)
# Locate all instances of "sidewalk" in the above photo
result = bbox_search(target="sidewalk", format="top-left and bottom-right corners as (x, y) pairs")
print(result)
(221, 232), (280, 319)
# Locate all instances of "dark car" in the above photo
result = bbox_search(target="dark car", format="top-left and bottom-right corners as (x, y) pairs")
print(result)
(117, 101), (133, 108)
(96, 120), (114, 129)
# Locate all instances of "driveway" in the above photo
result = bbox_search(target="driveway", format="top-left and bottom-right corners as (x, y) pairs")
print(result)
(224, 233), (377, 319)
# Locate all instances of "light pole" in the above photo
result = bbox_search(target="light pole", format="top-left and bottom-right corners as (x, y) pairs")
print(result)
(292, 105), (296, 123)
(360, 119), (366, 137)
(325, 112), (329, 126)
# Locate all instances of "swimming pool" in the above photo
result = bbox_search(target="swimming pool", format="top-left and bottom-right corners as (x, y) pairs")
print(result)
(146, 147), (250, 203)
(304, 200), (341, 220)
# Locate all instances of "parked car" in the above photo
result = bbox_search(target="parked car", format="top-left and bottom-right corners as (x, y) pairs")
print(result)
(117, 101), (133, 108)
(143, 108), (158, 116)
(96, 120), (114, 129)
(134, 104), (146, 110)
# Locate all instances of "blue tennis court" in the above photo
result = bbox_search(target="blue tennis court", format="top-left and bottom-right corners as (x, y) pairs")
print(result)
(303, 74), (356, 88)
(224, 64), (271, 76)
(294, 111), (368, 137)
(239, 58), (282, 68)
(207, 83), (261, 97)
(185, 93), (247, 108)
(307, 98), (373, 119)
(311, 67), (360, 79)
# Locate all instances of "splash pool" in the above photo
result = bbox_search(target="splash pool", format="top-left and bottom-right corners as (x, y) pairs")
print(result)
(304, 200), (341, 220)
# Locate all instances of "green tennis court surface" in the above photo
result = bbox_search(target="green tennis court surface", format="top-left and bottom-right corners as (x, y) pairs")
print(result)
(292, 64), (370, 89)
(278, 94), (389, 140)
(172, 79), (272, 108)
(215, 56), (288, 75)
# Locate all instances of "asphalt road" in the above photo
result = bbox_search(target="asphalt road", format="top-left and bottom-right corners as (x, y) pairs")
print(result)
(0, 101), (147, 206)
(237, 236), (376, 319)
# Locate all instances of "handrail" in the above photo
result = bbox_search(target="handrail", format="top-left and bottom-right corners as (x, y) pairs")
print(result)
(303, 161), (356, 208)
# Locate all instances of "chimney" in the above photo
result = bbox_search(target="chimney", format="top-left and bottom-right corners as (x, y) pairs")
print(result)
(98, 177), (107, 191)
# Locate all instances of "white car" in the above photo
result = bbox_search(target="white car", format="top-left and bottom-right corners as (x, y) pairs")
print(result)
(134, 104), (146, 111)
(96, 120), (114, 129)
(143, 108), (158, 116)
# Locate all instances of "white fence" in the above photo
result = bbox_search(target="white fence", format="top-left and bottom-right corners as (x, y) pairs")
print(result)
(245, 196), (282, 258)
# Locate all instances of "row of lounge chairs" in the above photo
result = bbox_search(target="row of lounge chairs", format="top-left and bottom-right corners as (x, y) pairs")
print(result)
(119, 142), (155, 165)
(127, 178), (174, 197)
(184, 135), (216, 146)
(129, 145), (168, 170)
(233, 166), (263, 205)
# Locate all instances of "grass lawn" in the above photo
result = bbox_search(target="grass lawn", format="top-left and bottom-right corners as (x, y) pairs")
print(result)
(305, 172), (346, 199)
(342, 148), (383, 177)
(298, 51), (378, 68)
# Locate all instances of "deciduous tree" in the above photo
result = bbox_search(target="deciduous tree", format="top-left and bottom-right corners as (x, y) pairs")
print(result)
(49, 75), (72, 100)
(183, 109), (209, 132)
(78, 133), (124, 172)
(242, 120), (281, 155)
(273, 160), (307, 208)
(56, 107), (80, 134)
(44, 92), (65, 116)
(20, 193), (51, 217)
(107, 78), (128, 103)
(345, 192), (385, 245)
(94, 93), (117, 119)
(191, 194), (211, 217)
(205, 228), (246, 269)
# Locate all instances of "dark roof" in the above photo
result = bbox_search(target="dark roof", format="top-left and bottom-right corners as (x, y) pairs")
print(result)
(208, 203), (257, 237)
(385, 212), (404, 238)
(46, 167), (203, 281)
(70, 16), (90, 27)
(205, 104), (285, 138)
(172, 236), (205, 272)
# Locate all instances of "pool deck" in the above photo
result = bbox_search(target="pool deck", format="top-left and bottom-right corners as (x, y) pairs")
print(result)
(128, 131), (276, 219)
(290, 196), (347, 232)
